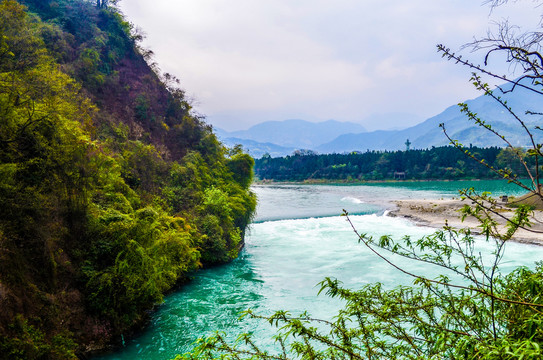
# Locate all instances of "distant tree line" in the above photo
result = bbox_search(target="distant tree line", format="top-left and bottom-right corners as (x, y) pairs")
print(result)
(254, 146), (531, 181)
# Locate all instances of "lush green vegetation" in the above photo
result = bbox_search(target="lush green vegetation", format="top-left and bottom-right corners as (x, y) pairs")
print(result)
(254, 146), (532, 182)
(0, 0), (255, 358)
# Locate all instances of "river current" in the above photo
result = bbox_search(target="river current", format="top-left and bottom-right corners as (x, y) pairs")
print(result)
(96, 180), (543, 360)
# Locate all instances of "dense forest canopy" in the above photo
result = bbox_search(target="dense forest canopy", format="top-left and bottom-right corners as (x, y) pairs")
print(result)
(255, 146), (529, 182)
(0, 0), (256, 358)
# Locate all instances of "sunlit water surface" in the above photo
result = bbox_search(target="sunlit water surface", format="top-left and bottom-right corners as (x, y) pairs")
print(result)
(96, 180), (541, 360)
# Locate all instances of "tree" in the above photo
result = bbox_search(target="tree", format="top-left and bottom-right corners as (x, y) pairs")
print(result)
(178, 1), (543, 359)
(96, 0), (117, 8)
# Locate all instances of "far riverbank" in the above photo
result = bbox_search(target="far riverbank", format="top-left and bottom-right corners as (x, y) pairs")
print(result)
(253, 178), (513, 186)
(389, 198), (543, 245)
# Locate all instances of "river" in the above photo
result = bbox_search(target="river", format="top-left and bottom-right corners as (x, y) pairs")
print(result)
(96, 180), (543, 359)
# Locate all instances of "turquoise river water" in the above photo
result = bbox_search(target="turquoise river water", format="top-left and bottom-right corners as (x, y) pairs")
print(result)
(96, 180), (543, 360)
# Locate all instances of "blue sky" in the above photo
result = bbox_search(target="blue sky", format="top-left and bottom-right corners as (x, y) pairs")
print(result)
(119, 1), (540, 131)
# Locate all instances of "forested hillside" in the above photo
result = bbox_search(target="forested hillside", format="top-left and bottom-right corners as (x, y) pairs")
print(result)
(0, 0), (256, 358)
(255, 146), (528, 182)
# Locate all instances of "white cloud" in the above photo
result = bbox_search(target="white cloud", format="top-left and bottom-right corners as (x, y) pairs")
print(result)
(119, 0), (541, 131)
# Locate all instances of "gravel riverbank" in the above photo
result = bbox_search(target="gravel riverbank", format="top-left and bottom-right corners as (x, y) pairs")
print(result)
(389, 198), (543, 245)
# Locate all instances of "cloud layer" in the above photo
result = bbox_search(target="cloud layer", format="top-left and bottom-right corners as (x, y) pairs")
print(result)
(120, 1), (540, 131)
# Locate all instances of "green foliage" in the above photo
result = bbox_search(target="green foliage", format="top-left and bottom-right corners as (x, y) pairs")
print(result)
(495, 147), (528, 177)
(496, 264), (543, 344)
(196, 184), (254, 264)
(203, 186), (232, 220)
(227, 152), (255, 189)
(81, 204), (202, 327)
(0, 315), (77, 360)
(120, 140), (169, 193)
(0, 0), (256, 358)
(255, 146), (504, 182)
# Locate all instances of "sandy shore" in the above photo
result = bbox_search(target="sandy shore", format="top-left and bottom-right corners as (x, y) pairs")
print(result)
(389, 198), (543, 245)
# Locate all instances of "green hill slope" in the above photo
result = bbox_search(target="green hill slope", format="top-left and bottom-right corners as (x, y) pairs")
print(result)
(0, 0), (256, 358)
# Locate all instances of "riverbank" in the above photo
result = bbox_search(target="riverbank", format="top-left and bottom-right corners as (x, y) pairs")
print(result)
(389, 198), (543, 245)
(253, 178), (503, 186)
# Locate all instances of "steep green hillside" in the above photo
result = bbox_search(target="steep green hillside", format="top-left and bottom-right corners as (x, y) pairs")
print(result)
(0, 0), (256, 358)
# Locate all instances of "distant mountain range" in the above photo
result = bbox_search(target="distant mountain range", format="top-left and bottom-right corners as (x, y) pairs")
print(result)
(219, 137), (296, 158)
(216, 84), (543, 158)
(317, 85), (543, 153)
(216, 119), (366, 157)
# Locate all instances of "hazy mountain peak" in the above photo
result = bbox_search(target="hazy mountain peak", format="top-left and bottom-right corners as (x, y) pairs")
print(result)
(317, 84), (543, 153)
(218, 119), (367, 149)
(361, 112), (424, 131)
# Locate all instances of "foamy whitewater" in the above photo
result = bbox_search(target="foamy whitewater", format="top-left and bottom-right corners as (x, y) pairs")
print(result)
(97, 181), (542, 360)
